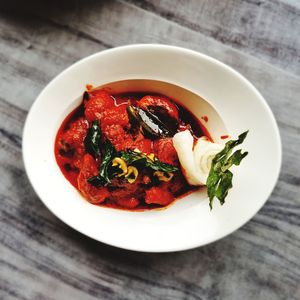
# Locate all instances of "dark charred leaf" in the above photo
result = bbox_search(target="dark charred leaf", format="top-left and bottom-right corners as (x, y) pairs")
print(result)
(138, 109), (168, 137)
(127, 105), (141, 126)
(127, 105), (178, 139)
(83, 91), (90, 101)
(87, 175), (106, 187)
(146, 106), (179, 135)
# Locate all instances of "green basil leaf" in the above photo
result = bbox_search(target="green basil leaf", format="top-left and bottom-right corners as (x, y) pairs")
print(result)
(98, 140), (117, 184)
(146, 159), (178, 172)
(221, 149), (248, 172)
(120, 150), (178, 173)
(207, 130), (249, 209)
(87, 139), (117, 186)
(214, 171), (233, 205)
(84, 121), (101, 157)
(120, 150), (147, 165)
(88, 145), (178, 187)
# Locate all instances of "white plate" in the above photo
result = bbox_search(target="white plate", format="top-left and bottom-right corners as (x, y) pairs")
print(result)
(23, 44), (281, 252)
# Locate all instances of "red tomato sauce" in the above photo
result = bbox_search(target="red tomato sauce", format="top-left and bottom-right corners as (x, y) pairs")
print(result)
(55, 89), (210, 210)
(201, 115), (208, 122)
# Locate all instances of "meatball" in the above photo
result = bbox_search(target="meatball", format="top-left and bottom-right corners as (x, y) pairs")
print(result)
(77, 154), (109, 204)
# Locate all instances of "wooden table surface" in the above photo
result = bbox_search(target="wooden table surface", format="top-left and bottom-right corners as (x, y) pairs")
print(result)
(1, 1), (299, 299)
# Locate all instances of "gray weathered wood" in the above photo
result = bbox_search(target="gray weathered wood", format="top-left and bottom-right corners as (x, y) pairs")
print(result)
(125, 0), (300, 76)
(0, 1), (299, 299)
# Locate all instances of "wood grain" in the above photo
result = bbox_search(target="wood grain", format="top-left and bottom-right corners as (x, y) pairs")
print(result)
(124, 0), (300, 76)
(0, 1), (299, 299)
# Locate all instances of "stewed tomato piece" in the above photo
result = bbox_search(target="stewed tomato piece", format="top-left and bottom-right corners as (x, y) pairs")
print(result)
(77, 154), (109, 204)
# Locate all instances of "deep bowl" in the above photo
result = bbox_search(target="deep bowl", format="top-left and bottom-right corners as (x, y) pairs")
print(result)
(23, 44), (281, 252)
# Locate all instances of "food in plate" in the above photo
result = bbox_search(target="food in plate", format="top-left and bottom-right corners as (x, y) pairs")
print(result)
(55, 87), (248, 210)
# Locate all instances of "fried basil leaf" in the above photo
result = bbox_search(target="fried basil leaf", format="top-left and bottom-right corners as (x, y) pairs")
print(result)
(87, 140), (117, 186)
(207, 131), (249, 209)
(84, 121), (101, 157)
(120, 150), (178, 173)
